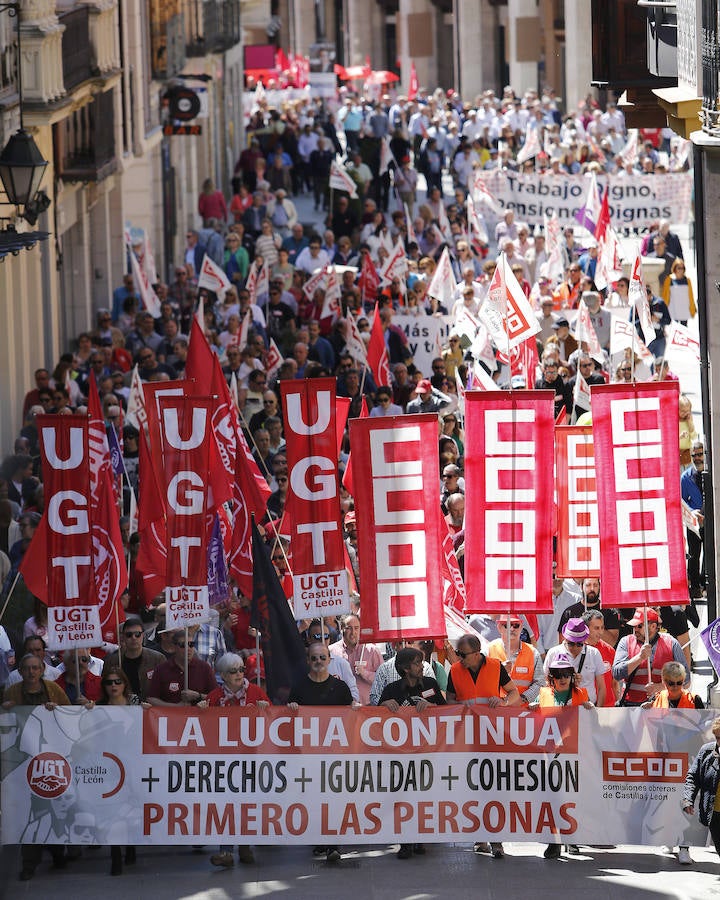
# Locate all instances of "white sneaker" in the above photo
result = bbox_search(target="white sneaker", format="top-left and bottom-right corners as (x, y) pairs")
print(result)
(677, 847), (692, 865)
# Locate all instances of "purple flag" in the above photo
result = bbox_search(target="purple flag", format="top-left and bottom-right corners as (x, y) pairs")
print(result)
(107, 424), (125, 477)
(699, 617), (720, 678)
(207, 513), (229, 607)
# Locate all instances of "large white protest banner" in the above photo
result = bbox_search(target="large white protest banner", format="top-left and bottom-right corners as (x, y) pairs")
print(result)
(473, 171), (693, 228)
(1, 706), (714, 846)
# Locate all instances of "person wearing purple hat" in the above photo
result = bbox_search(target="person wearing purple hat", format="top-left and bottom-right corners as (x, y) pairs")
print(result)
(543, 617), (606, 707)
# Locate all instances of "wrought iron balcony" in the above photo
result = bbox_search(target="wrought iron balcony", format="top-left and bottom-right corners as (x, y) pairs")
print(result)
(183, 0), (241, 57)
(54, 87), (117, 181)
(150, 0), (185, 79)
(0, 6), (17, 99)
(701, 0), (720, 134)
(60, 6), (93, 91)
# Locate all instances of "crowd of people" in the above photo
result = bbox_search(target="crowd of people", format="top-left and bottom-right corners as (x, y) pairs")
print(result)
(0, 82), (713, 880)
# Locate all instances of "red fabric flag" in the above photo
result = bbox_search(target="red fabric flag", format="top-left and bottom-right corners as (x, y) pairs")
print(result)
(367, 302), (391, 388)
(341, 397), (369, 497)
(359, 252), (381, 306)
(135, 426), (167, 605)
(594, 188), (610, 242)
(408, 61), (418, 101)
(336, 396), (351, 454)
(555, 407), (567, 426)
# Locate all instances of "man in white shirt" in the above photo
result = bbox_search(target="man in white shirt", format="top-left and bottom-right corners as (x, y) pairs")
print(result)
(544, 617), (606, 705)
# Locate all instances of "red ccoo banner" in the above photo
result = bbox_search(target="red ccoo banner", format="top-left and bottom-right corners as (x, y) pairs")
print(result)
(282, 378), (350, 618)
(555, 426), (600, 579)
(591, 383), (688, 607)
(464, 391), (555, 613)
(350, 415), (446, 641)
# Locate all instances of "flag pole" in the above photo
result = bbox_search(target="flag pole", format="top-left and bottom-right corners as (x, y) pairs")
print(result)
(0, 572), (21, 625)
(184, 624), (189, 694)
(255, 628), (262, 687)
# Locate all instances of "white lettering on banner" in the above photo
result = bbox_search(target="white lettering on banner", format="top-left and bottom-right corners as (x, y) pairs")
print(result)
(483, 409), (537, 603)
(166, 472), (205, 515)
(162, 408), (208, 450)
(609, 396), (670, 592)
(52, 556), (92, 597)
(166, 585), (210, 629)
(283, 379), (350, 617)
(42, 427), (85, 470)
(4, 707), (715, 846)
(285, 391), (332, 436)
(290, 457), (336, 500)
(566, 432), (600, 573)
(47, 491), (89, 535)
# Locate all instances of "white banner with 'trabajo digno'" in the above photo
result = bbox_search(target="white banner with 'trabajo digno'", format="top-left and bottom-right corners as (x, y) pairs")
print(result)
(0, 706), (714, 847)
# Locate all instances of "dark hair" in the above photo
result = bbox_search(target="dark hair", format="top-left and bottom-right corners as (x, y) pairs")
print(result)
(395, 647), (423, 676)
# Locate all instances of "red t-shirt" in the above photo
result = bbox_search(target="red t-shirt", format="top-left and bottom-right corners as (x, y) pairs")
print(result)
(146, 656), (217, 703)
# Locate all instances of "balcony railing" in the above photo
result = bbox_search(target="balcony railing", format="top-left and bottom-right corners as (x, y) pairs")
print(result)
(55, 88), (117, 181)
(701, 0), (720, 133)
(150, 0), (185, 79)
(60, 6), (93, 91)
(0, 11), (17, 99)
(183, 0), (241, 57)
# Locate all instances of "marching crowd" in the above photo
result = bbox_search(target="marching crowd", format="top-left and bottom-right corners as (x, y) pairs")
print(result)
(0, 82), (714, 880)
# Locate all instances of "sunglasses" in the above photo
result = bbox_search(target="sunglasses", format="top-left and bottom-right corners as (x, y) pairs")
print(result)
(311, 633), (331, 641)
(77, 656), (90, 663)
(498, 622), (521, 630)
(310, 655), (328, 662)
(226, 668), (245, 674)
(103, 679), (124, 686)
(550, 670), (572, 679)
(456, 650), (479, 659)
(664, 679), (684, 687)
(124, 631), (143, 638)
(565, 640), (585, 647)
(263, 399), (276, 405)
(174, 641), (196, 649)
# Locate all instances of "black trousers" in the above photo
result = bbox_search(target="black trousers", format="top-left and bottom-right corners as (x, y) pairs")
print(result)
(709, 811), (720, 856)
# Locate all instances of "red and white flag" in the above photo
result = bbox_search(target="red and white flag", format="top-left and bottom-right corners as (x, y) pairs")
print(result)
(468, 363), (500, 392)
(463, 391), (555, 613)
(197, 253), (232, 296)
(620, 129), (639, 168)
(344, 309), (368, 367)
(440, 513), (467, 612)
(466, 192), (489, 248)
(609, 317), (654, 371)
(480, 253), (541, 352)
(125, 365), (147, 432)
(574, 297), (604, 361)
(350, 414), (447, 641)
(246, 259), (269, 303)
(544, 213), (565, 282)
(265, 338), (283, 379)
(303, 266), (326, 301)
(20, 418), (102, 650)
(282, 378), (350, 618)
(408, 61), (418, 101)
(470, 171), (500, 214)
(367, 302), (391, 387)
(158, 395), (215, 629)
(666, 320), (701, 362)
(359, 252), (381, 305)
(127, 239), (161, 317)
(320, 264), (342, 319)
(426, 247), (456, 308)
(341, 397), (369, 498)
(330, 159), (358, 198)
(572, 369), (592, 413)
(555, 426), (600, 578)
(516, 124), (541, 165)
(379, 237), (407, 287)
(629, 251), (656, 347)
(592, 383), (688, 607)
(379, 136), (392, 176)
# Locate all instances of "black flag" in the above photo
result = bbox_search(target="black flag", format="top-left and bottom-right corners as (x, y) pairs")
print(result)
(250, 521), (307, 704)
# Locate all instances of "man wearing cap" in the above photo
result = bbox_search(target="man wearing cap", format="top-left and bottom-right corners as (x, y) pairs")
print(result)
(407, 379), (454, 416)
(486, 616), (543, 705)
(544, 618), (606, 706)
(552, 317), (578, 366)
(612, 608), (688, 705)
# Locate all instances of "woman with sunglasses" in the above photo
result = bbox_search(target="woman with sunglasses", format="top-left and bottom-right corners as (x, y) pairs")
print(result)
(646, 661), (704, 710)
(97, 666), (142, 874)
(207, 654), (270, 869)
